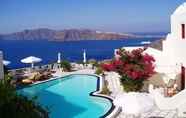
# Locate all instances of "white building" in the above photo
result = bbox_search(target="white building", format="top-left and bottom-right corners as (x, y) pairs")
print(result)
(163, 2), (186, 66)
(148, 2), (186, 90)
(0, 51), (4, 79)
(131, 3), (186, 90)
(114, 2), (186, 89)
(114, 3), (186, 117)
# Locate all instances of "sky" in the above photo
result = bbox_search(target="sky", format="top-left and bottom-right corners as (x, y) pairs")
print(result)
(0, 0), (185, 34)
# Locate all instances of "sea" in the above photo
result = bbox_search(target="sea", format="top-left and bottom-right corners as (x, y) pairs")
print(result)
(0, 38), (160, 69)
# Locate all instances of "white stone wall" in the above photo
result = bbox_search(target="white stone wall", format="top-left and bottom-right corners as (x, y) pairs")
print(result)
(162, 3), (186, 89)
(0, 51), (4, 79)
(171, 2), (186, 40)
(170, 15), (186, 40)
(164, 4), (186, 67)
(115, 3), (186, 89)
(144, 3), (186, 88)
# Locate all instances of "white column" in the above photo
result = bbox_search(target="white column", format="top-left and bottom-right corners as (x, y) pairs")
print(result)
(0, 51), (4, 79)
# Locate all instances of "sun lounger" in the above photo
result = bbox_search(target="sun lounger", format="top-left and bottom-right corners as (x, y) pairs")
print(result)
(21, 72), (37, 84)
(22, 79), (33, 84)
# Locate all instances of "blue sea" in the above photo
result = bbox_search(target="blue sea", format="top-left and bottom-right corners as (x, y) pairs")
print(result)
(0, 38), (159, 69)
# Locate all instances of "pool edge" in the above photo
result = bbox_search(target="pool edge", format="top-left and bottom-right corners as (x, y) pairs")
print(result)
(89, 74), (121, 118)
(17, 73), (121, 118)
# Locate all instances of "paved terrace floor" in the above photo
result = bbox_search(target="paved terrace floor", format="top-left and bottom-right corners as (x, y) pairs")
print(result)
(117, 108), (177, 118)
(104, 71), (178, 118)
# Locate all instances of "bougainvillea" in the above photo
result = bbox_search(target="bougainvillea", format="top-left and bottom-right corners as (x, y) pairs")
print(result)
(101, 48), (155, 92)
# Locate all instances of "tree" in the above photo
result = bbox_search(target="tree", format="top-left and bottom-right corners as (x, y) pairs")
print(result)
(0, 78), (49, 118)
(60, 60), (72, 72)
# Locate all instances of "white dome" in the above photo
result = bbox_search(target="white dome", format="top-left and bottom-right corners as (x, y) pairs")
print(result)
(173, 2), (186, 15)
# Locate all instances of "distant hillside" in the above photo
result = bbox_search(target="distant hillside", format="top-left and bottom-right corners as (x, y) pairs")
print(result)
(149, 38), (164, 51)
(0, 28), (138, 41)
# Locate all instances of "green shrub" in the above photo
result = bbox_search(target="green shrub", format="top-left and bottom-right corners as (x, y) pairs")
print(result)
(0, 79), (49, 118)
(120, 76), (144, 92)
(60, 60), (72, 72)
(88, 59), (96, 64)
(93, 61), (99, 68)
(4, 73), (13, 83)
(95, 67), (103, 75)
(100, 80), (111, 95)
(88, 59), (98, 67)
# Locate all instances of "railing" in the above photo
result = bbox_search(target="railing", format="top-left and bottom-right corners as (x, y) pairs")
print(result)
(8, 63), (61, 75)
(8, 63), (93, 75)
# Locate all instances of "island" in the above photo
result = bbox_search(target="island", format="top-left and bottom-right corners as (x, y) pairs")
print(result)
(0, 28), (140, 41)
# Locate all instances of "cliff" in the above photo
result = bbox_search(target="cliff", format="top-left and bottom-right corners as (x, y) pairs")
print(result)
(0, 28), (137, 41)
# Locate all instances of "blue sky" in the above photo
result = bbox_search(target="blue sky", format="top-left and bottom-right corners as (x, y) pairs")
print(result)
(0, 0), (185, 34)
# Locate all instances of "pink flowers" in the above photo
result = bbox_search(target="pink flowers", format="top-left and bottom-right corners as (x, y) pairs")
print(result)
(101, 63), (115, 71)
(143, 54), (155, 63)
(102, 48), (155, 80)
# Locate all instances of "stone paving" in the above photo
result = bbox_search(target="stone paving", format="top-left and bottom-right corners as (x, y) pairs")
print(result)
(103, 72), (178, 118)
(117, 107), (178, 118)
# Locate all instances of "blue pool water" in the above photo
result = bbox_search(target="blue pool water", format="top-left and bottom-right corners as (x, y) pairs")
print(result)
(0, 38), (160, 69)
(18, 75), (112, 118)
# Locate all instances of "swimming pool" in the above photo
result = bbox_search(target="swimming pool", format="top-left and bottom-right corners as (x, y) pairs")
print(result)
(18, 74), (113, 118)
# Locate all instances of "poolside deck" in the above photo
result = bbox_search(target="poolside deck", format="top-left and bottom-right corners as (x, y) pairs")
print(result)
(13, 67), (180, 118)
(52, 69), (179, 118)
(117, 108), (177, 118)
(103, 71), (178, 118)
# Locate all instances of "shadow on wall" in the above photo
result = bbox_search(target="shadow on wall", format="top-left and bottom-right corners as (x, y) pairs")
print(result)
(142, 73), (181, 91)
